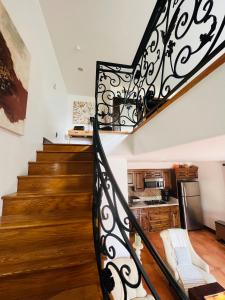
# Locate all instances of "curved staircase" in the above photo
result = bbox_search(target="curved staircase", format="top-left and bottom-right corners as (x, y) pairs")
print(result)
(1, 142), (101, 300)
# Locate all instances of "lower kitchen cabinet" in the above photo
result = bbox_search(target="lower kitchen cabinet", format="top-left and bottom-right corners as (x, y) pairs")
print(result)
(170, 206), (180, 228)
(131, 205), (180, 232)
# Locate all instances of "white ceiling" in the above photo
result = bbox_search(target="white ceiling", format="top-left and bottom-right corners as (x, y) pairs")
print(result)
(127, 135), (225, 162)
(39, 0), (156, 96)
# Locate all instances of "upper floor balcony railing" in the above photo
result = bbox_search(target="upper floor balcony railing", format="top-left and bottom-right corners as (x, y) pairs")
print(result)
(95, 0), (225, 132)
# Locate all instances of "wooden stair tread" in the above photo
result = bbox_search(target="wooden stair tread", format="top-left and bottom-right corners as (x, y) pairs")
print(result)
(44, 143), (93, 145)
(37, 151), (93, 154)
(0, 212), (92, 229)
(36, 151), (93, 161)
(28, 160), (93, 164)
(43, 149), (93, 153)
(18, 174), (92, 179)
(0, 251), (96, 278)
(2, 191), (92, 200)
(49, 284), (102, 300)
(0, 261), (99, 300)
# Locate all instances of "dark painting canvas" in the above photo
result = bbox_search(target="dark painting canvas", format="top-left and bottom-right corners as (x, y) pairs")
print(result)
(0, 1), (30, 135)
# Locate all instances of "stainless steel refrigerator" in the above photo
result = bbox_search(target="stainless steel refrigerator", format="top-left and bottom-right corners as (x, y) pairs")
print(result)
(178, 181), (203, 230)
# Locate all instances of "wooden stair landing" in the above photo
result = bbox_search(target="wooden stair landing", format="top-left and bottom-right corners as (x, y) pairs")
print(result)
(1, 142), (101, 300)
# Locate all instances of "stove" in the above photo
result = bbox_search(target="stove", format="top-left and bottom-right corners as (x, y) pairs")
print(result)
(144, 200), (166, 205)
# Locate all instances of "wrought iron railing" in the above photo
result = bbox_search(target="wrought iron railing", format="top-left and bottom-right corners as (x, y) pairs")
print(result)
(95, 0), (225, 130)
(92, 117), (188, 300)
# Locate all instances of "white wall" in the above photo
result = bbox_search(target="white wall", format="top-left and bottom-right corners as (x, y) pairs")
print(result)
(0, 0), (68, 213)
(128, 162), (174, 169)
(132, 63), (225, 155)
(109, 157), (129, 257)
(197, 162), (225, 230)
(99, 157), (129, 258)
(109, 157), (128, 202)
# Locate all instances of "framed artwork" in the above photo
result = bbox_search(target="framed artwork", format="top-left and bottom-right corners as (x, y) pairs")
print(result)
(0, 1), (30, 135)
(73, 100), (95, 125)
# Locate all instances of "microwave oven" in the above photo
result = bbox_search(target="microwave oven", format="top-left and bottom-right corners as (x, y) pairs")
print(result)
(144, 178), (165, 189)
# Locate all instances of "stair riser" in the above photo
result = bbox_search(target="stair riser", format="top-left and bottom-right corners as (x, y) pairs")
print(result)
(0, 262), (99, 300)
(43, 144), (93, 152)
(2, 194), (92, 216)
(36, 152), (93, 162)
(28, 162), (93, 175)
(17, 176), (93, 193)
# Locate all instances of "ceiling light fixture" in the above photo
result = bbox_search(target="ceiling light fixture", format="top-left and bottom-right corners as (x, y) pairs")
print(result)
(77, 67), (84, 72)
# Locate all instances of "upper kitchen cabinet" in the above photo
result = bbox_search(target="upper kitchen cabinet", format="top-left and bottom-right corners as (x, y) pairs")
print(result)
(134, 172), (145, 191)
(173, 165), (198, 180)
(128, 169), (173, 191)
(145, 170), (163, 178)
(170, 165), (199, 197)
(128, 170), (145, 191)
(128, 172), (135, 186)
(163, 169), (172, 190)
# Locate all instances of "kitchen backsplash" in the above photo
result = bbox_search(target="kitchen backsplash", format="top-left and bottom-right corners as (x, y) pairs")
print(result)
(128, 187), (161, 198)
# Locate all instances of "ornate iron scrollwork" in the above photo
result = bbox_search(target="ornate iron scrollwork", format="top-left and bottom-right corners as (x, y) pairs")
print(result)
(92, 118), (188, 300)
(96, 63), (137, 129)
(95, 0), (225, 129)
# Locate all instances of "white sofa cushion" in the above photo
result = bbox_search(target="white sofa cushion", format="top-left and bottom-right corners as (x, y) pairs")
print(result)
(174, 246), (192, 265)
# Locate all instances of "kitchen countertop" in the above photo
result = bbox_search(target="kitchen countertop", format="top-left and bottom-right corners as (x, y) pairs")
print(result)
(129, 197), (179, 209)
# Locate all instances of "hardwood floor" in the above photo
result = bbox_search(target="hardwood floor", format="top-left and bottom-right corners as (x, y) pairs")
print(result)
(189, 230), (225, 288)
(140, 230), (225, 299)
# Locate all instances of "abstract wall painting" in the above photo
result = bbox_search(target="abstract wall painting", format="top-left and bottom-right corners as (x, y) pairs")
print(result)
(0, 1), (30, 135)
(73, 100), (95, 125)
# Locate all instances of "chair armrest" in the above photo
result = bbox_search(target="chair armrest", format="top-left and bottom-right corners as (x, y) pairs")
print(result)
(188, 243), (209, 272)
(193, 256), (210, 272)
(160, 231), (180, 281)
(167, 264), (180, 281)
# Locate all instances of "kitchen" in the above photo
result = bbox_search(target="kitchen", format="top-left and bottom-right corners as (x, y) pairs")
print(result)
(126, 161), (225, 296)
(128, 164), (202, 232)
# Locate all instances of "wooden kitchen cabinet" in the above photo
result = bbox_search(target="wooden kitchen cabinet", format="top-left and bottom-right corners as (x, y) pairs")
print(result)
(148, 207), (171, 232)
(131, 205), (180, 232)
(128, 172), (135, 186)
(130, 208), (140, 231)
(145, 170), (163, 178)
(139, 210), (149, 231)
(174, 166), (198, 180)
(170, 206), (180, 228)
(128, 170), (145, 191)
(131, 208), (140, 221)
(130, 208), (149, 231)
(128, 169), (173, 191)
(134, 172), (145, 191)
(163, 169), (171, 190)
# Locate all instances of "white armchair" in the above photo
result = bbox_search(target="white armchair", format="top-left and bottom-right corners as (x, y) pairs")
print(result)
(160, 228), (216, 294)
(108, 257), (155, 300)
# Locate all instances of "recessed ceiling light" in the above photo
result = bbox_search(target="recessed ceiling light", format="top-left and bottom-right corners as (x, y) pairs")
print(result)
(75, 45), (81, 51)
(78, 67), (84, 72)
